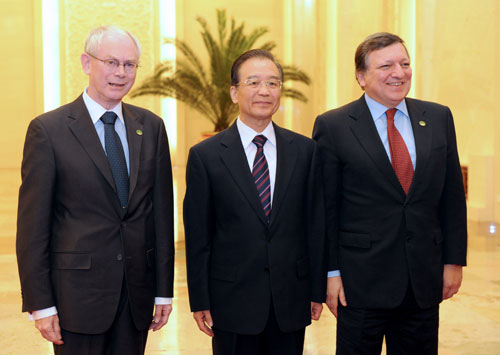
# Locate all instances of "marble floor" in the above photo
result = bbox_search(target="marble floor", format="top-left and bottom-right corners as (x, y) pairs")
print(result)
(1, 166), (499, 354)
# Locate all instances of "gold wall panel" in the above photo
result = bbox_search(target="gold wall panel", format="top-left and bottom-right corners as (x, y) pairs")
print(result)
(0, 0), (41, 169)
(413, 0), (500, 220)
(60, 0), (160, 115)
(2, 0), (500, 222)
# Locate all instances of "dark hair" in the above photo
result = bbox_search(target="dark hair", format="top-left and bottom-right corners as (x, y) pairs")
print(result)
(231, 49), (283, 86)
(355, 32), (408, 72)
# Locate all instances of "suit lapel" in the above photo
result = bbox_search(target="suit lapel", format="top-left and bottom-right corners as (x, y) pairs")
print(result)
(269, 123), (297, 226)
(67, 96), (116, 192)
(123, 104), (143, 201)
(220, 124), (268, 225)
(405, 98), (432, 198)
(349, 97), (404, 195)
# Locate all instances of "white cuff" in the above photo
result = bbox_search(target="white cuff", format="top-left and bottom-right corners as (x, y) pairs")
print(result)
(28, 306), (58, 321)
(155, 297), (172, 305)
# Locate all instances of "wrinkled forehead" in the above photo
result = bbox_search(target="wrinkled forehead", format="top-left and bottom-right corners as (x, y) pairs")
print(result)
(238, 57), (281, 79)
(364, 43), (410, 68)
(97, 33), (140, 59)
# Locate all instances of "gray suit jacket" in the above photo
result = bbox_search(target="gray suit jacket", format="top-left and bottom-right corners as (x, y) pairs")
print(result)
(17, 95), (174, 333)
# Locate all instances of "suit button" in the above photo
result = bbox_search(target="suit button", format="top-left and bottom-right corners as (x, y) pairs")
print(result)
(264, 266), (270, 272)
(117, 254), (123, 261)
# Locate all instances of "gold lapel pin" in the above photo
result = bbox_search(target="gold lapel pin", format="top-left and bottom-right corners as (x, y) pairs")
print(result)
(136, 129), (143, 135)
(419, 121), (426, 127)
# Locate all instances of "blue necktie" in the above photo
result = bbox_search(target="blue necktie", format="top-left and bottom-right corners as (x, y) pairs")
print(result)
(252, 135), (271, 222)
(101, 112), (129, 209)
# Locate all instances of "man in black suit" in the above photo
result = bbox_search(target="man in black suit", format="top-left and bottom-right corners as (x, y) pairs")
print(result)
(313, 32), (467, 354)
(16, 25), (174, 354)
(183, 49), (326, 355)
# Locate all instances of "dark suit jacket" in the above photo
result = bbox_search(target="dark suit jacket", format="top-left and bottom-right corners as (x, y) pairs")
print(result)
(183, 122), (326, 335)
(313, 96), (467, 309)
(16, 95), (174, 334)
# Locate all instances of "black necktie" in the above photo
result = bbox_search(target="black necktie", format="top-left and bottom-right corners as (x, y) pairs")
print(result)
(101, 111), (129, 208)
(252, 135), (271, 221)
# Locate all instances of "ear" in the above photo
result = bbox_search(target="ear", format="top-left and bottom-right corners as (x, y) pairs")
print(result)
(81, 53), (91, 75)
(230, 86), (238, 104)
(355, 70), (366, 89)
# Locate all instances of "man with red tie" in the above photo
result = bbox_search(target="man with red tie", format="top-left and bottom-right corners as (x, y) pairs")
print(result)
(183, 49), (326, 355)
(313, 32), (467, 354)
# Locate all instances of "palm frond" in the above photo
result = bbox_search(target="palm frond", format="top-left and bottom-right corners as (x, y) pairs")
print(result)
(282, 65), (311, 85)
(281, 87), (309, 102)
(133, 8), (311, 131)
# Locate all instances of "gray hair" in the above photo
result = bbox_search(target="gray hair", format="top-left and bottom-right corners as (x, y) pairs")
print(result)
(84, 25), (141, 58)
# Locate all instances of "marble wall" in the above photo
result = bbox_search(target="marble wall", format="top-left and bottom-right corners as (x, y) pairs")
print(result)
(2, 0), (500, 222)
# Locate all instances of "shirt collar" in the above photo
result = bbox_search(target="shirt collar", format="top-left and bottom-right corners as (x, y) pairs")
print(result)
(83, 88), (124, 125)
(236, 117), (276, 149)
(364, 93), (409, 121)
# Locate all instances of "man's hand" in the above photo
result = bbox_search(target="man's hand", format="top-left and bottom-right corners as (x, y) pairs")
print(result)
(150, 304), (172, 331)
(326, 276), (347, 318)
(35, 314), (63, 345)
(311, 302), (323, 321)
(442, 264), (463, 300)
(193, 310), (214, 337)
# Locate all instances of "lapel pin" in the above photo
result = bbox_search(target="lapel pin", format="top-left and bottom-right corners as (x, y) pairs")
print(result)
(136, 129), (143, 136)
(419, 121), (426, 127)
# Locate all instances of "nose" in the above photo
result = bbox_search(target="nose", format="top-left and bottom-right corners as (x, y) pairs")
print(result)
(114, 64), (126, 76)
(257, 81), (271, 95)
(392, 64), (405, 77)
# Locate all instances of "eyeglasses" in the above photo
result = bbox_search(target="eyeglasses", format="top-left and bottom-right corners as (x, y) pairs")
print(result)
(86, 53), (140, 73)
(237, 79), (282, 90)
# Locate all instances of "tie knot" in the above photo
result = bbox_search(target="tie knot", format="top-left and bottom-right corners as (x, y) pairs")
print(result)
(386, 108), (397, 122)
(252, 135), (267, 148)
(101, 111), (118, 125)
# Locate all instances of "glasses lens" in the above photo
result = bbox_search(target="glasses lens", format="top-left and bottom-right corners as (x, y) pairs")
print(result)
(266, 80), (281, 89)
(103, 60), (119, 70)
(124, 63), (138, 73)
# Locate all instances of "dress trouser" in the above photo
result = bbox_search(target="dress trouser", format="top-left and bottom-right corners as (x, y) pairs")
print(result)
(212, 302), (305, 355)
(336, 283), (439, 355)
(53, 279), (149, 355)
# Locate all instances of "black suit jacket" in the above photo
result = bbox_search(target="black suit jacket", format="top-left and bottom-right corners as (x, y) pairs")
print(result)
(313, 96), (467, 309)
(183, 122), (326, 334)
(16, 95), (174, 333)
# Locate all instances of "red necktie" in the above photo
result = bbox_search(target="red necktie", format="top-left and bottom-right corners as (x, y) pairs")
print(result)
(386, 108), (414, 194)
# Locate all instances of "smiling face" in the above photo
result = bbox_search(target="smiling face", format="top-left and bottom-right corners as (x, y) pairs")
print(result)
(356, 43), (412, 108)
(230, 57), (281, 131)
(81, 33), (139, 109)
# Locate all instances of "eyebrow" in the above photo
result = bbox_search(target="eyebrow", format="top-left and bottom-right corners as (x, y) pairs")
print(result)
(245, 75), (281, 80)
(104, 55), (139, 63)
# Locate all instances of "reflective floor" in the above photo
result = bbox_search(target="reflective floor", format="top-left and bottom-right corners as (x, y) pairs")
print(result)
(1, 167), (500, 354)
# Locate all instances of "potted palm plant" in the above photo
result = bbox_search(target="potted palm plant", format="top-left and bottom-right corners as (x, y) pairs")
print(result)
(131, 9), (311, 132)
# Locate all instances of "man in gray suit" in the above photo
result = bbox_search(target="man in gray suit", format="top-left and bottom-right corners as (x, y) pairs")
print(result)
(17, 25), (174, 354)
